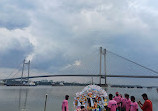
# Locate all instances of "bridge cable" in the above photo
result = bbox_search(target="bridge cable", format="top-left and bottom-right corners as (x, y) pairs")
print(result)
(6, 62), (23, 79)
(107, 50), (158, 75)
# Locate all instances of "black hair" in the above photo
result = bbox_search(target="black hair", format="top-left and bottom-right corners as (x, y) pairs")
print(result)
(109, 94), (113, 100)
(131, 96), (135, 100)
(65, 95), (69, 100)
(142, 93), (148, 98)
(126, 94), (129, 97)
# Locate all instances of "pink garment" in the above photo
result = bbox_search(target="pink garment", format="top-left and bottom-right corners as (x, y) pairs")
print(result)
(108, 100), (118, 111)
(130, 102), (138, 111)
(126, 99), (131, 111)
(121, 98), (127, 108)
(113, 96), (121, 107)
(62, 100), (69, 111)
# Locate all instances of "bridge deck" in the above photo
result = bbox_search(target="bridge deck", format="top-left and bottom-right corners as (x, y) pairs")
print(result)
(2, 74), (158, 81)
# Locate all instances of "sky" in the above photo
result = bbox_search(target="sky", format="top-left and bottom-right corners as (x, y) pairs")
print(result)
(1, 0), (158, 85)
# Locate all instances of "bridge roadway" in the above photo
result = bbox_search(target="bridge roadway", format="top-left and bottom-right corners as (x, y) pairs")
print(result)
(2, 74), (158, 81)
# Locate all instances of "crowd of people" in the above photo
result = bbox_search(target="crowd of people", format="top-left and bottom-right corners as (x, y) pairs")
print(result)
(107, 92), (152, 111)
(62, 92), (153, 111)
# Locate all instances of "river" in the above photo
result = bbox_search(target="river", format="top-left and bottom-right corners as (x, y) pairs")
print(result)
(0, 86), (157, 111)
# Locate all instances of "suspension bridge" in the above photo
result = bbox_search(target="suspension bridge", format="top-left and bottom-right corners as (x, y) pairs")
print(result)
(2, 47), (158, 86)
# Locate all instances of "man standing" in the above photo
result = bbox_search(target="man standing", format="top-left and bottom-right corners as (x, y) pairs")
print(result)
(113, 92), (121, 110)
(62, 95), (69, 111)
(130, 96), (138, 111)
(121, 94), (127, 111)
(125, 94), (131, 111)
(138, 93), (152, 111)
(108, 94), (117, 111)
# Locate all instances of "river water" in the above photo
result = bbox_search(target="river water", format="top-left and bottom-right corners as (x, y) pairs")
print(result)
(0, 86), (157, 111)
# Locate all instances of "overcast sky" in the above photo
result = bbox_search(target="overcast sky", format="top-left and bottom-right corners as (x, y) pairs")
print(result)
(1, 0), (158, 85)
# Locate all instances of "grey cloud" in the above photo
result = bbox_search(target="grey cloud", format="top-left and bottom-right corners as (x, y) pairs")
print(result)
(0, 37), (33, 68)
(28, 0), (158, 71)
(0, 0), (34, 30)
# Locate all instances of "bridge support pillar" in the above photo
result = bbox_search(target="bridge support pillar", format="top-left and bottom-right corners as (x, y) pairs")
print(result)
(99, 47), (108, 87)
(21, 59), (31, 84)
(21, 59), (25, 84)
(103, 49), (108, 87)
(99, 47), (102, 86)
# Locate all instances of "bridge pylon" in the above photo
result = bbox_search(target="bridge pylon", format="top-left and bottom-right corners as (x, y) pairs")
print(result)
(103, 48), (108, 87)
(99, 47), (108, 87)
(21, 59), (31, 84)
(99, 47), (102, 86)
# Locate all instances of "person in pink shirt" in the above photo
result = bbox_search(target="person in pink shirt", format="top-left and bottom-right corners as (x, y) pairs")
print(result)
(113, 92), (121, 110)
(130, 96), (138, 111)
(62, 95), (69, 111)
(125, 94), (131, 111)
(121, 94), (127, 111)
(108, 94), (118, 111)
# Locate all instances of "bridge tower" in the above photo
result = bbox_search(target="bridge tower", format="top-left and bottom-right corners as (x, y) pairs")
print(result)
(99, 47), (102, 86)
(21, 59), (31, 84)
(99, 47), (108, 87)
(103, 48), (108, 86)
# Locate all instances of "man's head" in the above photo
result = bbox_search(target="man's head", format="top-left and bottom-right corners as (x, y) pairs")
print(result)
(109, 94), (113, 100)
(125, 94), (129, 99)
(131, 96), (135, 102)
(142, 93), (148, 100)
(65, 95), (69, 100)
(116, 92), (119, 96)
